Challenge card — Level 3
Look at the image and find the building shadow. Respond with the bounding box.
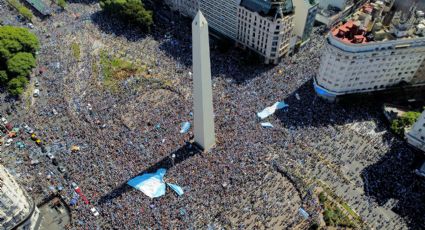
[90,11,149,42]
[274,80,384,130]
[361,144,425,229]
[97,142,202,205]
[275,79,425,130]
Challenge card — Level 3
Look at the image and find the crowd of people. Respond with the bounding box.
[0,0,424,229]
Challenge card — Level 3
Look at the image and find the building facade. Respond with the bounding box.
[406,111,425,152]
[237,0,294,64]
[315,1,425,101]
[0,164,41,230]
[165,0,295,64]
[293,0,319,44]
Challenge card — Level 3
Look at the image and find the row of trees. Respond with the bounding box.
[0,26,39,96]
[99,0,153,31]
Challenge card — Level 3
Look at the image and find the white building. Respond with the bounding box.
[0,164,41,230]
[165,0,295,64]
[315,1,425,101]
[237,0,294,64]
[293,0,319,44]
[406,111,425,152]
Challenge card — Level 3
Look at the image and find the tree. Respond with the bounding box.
[0,26,40,53]
[0,39,23,54]
[100,0,153,30]
[0,70,7,84]
[6,52,36,78]
[57,0,66,9]
[0,47,11,65]
[0,26,38,95]
[391,111,421,136]
[7,76,28,96]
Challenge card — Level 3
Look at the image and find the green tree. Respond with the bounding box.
[390,111,421,135]
[0,47,11,65]
[0,26,40,53]
[100,0,153,30]
[319,192,327,204]
[7,76,28,95]
[0,70,8,84]
[6,52,36,78]
[0,39,23,53]
[57,0,66,9]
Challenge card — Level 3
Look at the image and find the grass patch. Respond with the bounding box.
[6,0,34,21]
[71,42,81,61]
[341,202,361,220]
[319,192,355,228]
[100,50,146,93]
[98,50,177,94]
[91,58,99,78]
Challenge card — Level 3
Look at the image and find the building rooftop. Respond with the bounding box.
[240,0,294,18]
[331,0,425,44]
[24,0,51,16]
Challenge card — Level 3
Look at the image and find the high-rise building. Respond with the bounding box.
[315,0,425,101]
[406,111,425,152]
[0,164,41,230]
[165,0,295,64]
[293,0,319,44]
[237,0,294,64]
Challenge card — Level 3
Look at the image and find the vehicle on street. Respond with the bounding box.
[71,182,78,189]
[91,207,100,217]
[58,166,66,173]
[22,123,34,134]
[33,89,40,97]
[4,138,12,147]
[34,79,40,87]
[47,152,55,159]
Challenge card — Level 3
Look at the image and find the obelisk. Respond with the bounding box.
[192,11,216,151]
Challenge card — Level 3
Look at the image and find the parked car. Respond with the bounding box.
[90,207,100,217]
[34,79,40,87]
[71,182,78,189]
[47,152,55,159]
[4,138,12,147]
[58,166,66,173]
[22,123,34,134]
[33,89,40,97]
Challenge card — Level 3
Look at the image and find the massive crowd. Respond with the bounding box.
[0,1,424,229]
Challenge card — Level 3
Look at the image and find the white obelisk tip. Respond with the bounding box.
[193,11,207,28]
